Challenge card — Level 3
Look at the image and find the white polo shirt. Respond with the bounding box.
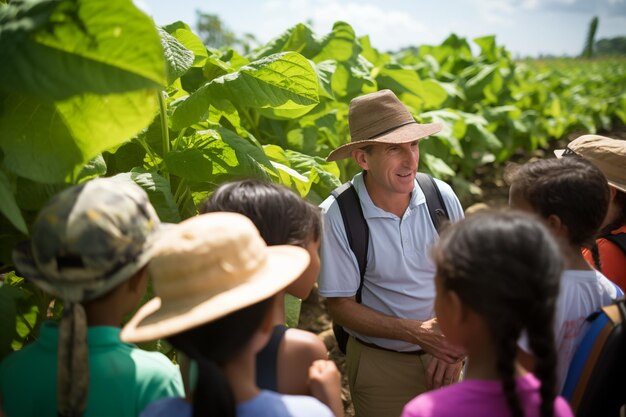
[318,171,464,352]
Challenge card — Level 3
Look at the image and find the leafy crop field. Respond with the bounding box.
[0,0,625,360]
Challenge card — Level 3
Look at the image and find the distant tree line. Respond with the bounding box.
[595,36,626,55]
[195,11,258,54]
[582,16,626,57]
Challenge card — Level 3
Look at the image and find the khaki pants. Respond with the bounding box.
[346,336,432,417]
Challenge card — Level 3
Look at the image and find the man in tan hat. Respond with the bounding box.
[318,89,466,417]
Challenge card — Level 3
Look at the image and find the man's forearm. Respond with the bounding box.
[327,296,465,363]
[327,297,421,344]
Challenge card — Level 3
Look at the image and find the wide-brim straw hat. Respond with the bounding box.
[554,134,626,194]
[121,212,310,343]
[326,89,443,161]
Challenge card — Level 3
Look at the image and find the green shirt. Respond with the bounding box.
[0,321,183,417]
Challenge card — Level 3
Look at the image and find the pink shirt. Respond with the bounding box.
[401,373,573,417]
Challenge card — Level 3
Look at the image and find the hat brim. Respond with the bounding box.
[120,245,309,343]
[12,223,173,303]
[326,122,443,162]
[554,148,626,194]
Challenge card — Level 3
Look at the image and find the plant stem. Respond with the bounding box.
[158,90,170,182]
[136,138,160,168]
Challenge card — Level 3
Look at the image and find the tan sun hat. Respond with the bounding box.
[554,134,626,194]
[121,212,310,343]
[326,89,443,162]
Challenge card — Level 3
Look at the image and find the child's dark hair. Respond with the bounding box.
[591,189,626,270]
[167,298,273,417]
[510,157,609,247]
[199,179,321,246]
[433,210,563,417]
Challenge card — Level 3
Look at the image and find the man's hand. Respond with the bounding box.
[406,318,465,363]
[425,357,464,389]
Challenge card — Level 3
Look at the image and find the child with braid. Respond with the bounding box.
[401,210,573,417]
[554,134,626,290]
[509,157,622,393]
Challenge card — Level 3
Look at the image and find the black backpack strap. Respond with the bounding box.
[331,182,368,302]
[602,233,626,257]
[415,172,449,232]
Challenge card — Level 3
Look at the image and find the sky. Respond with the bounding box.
[138,0,626,58]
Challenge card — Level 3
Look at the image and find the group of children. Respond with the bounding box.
[0,134,624,417]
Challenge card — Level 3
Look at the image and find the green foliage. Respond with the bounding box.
[1,1,625,359]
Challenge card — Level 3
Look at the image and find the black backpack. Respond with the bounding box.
[330,172,449,354]
[603,232,626,258]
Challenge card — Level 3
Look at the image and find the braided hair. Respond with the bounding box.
[167,298,273,417]
[590,189,626,271]
[433,210,563,417]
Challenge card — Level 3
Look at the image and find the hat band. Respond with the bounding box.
[561,147,577,156]
[366,120,416,140]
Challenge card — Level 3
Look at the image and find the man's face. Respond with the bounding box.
[354,140,420,196]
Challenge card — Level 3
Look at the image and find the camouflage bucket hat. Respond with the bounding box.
[13,177,163,303]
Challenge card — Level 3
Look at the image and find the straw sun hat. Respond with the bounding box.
[121,212,310,343]
[326,89,443,162]
[554,134,626,194]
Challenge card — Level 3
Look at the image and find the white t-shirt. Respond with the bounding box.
[318,172,464,352]
[520,269,619,393]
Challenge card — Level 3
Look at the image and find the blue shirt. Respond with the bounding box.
[318,172,464,351]
[140,390,334,417]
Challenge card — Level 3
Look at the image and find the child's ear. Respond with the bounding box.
[546,214,570,240]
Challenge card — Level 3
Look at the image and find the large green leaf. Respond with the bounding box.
[0,0,165,100]
[0,283,21,361]
[165,128,275,183]
[312,21,360,63]
[0,90,158,183]
[172,52,319,129]
[376,67,448,110]
[112,169,181,223]
[263,145,340,197]
[250,23,323,60]
[162,21,208,67]
[0,170,27,234]
[331,56,376,99]
[312,60,337,100]
[158,27,194,85]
